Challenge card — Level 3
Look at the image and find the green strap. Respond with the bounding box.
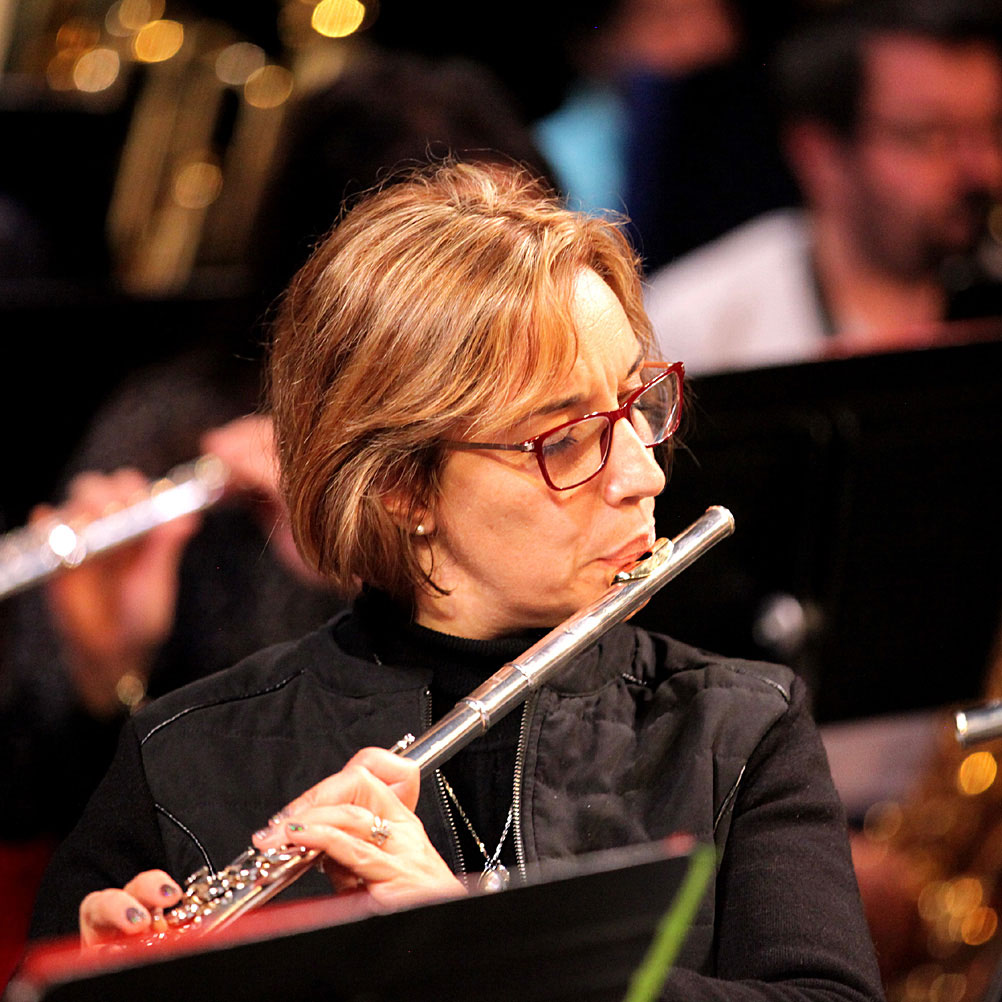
[622,843,717,1002]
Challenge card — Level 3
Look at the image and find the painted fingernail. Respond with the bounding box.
[287,822,306,833]
[269,809,290,826]
[253,828,270,842]
[125,907,145,925]
[160,883,178,897]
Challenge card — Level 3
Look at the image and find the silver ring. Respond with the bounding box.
[370,815,391,846]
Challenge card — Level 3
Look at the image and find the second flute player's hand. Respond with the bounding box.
[200,415,322,586]
[37,468,200,719]
[252,747,467,910]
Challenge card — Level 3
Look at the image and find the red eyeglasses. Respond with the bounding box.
[444,361,683,491]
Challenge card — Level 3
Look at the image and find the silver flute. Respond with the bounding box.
[0,456,229,601]
[146,504,735,943]
[955,702,1002,746]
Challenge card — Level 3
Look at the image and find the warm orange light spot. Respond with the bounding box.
[930,972,967,1002]
[173,161,223,209]
[919,881,947,922]
[46,50,77,90]
[943,876,983,916]
[904,964,943,1002]
[957,750,997,795]
[56,18,101,50]
[863,800,903,842]
[121,0,165,30]
[311,0,366,38]
[244,65,294,108]
[133,19,184,63]
[961,906,998,946]
[215,42,265,85]
[73,47,121,92]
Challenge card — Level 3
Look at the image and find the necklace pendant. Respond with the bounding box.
[478,864,510,893]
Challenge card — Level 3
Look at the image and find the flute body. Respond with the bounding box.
[0,456,228,601]
[147,504,735,942]
[955,702,1002,746]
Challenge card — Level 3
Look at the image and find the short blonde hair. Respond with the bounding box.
[269,160,654,603]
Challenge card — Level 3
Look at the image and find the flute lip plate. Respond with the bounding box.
[612,538,674,584]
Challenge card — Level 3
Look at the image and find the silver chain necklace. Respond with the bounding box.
[439,772,513,893]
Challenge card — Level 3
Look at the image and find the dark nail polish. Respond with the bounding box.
[160,883,178,897]
[125,907,144,925]
[287,822,306,833]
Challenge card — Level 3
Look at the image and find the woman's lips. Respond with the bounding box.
[600,530,657,569]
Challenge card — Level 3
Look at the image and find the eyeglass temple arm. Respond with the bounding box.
[446,441,535,453]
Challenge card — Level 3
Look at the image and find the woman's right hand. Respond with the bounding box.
[253,747,467,911]
[79,871,183,947]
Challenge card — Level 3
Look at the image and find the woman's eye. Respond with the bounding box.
[541,429,580,456]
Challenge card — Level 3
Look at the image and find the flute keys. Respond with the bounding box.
[185,865,209,886]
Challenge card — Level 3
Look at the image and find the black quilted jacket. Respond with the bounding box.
[31,613,884,1001]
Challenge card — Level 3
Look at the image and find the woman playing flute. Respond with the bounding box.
[30,160,882,1001]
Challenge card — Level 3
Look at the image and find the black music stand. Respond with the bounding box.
[977,949,1002,1002]
[10,840,712,1002]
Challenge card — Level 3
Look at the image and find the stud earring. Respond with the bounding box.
[414,524,426,536]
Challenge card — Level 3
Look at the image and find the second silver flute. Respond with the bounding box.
[0,456,229,601]
[955,702,1002,746]
[148,504,735,941]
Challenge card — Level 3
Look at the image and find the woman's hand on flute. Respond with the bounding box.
[79,870,183,947]
[252,747,467,910]
[36,468,199,718]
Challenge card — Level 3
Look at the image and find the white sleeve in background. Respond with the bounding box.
[645,210,829,375]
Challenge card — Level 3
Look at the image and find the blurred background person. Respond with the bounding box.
[646,0,1002,374]
[534,0,799,273]
[249,48,554,312]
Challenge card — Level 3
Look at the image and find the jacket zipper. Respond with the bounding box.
[423,686,466,876]
[512,692,539,883]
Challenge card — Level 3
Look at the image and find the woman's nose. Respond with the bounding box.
[602,418,666,503]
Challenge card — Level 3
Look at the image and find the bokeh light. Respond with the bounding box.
[215,42,266,86]
[244,64,295,108]
[133,19,184,63]
[56,18,101,50]
[957,750,997,796]
[73,47,121,92]
[311,0,366,38]
[106,0,166,35]
[173,161,224,210]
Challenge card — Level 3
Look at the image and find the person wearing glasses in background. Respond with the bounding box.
[646,0,1002,375]
[29,162,882,1001]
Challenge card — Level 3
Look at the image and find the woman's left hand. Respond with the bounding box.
[251,747,467,910]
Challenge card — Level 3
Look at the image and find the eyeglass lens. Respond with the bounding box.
[539,371,679,489]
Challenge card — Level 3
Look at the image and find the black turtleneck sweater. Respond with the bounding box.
[335,590,548,876]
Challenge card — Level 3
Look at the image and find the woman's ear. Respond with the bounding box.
[382,491,435,537]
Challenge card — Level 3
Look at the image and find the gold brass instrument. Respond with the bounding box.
[143,505,735,943]
[0,456,228,601]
